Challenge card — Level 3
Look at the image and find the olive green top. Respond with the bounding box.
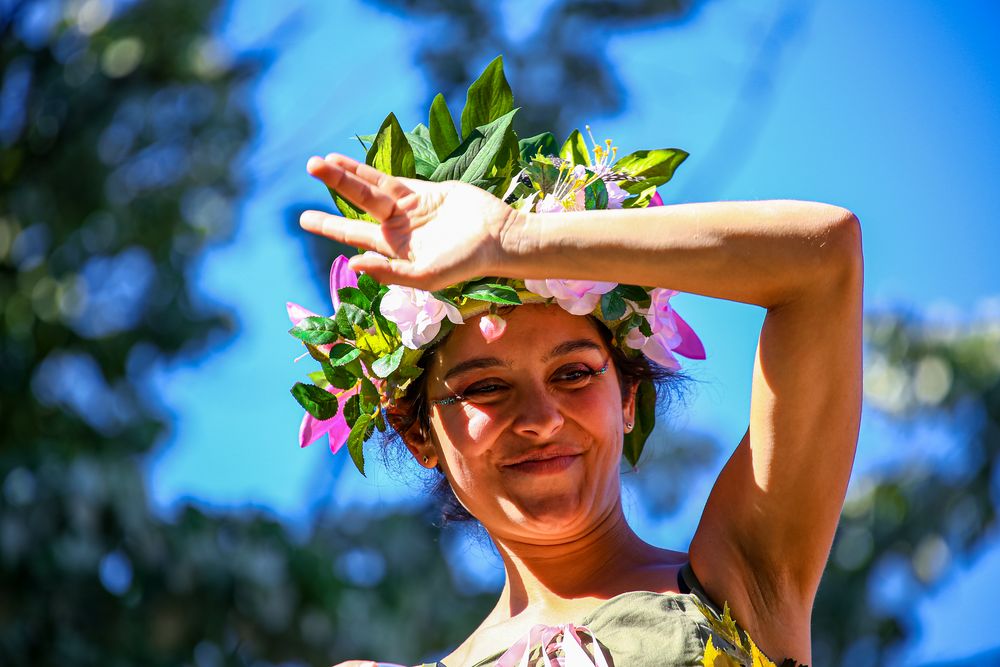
[420,563,725,667]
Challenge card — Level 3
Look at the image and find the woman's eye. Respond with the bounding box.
[554,366,596,384]
[462,382,507,397]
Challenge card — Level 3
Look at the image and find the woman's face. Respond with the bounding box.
[418,304,636,543]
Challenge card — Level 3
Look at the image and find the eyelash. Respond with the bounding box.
[432,361,609,407]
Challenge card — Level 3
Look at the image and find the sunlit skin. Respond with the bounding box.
[420,305,630,541]
[310,153,864,666]
[397,305,692,663]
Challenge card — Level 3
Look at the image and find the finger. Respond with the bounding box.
[307,157,400,223]
[345,159,415,201]
[299,210,392,255]
[347,253,433,289]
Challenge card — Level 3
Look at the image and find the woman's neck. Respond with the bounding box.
[490,503,674,617]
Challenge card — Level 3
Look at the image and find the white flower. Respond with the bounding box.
[524,279,617,316]
[605,180,628,209]
[379,285,463,349]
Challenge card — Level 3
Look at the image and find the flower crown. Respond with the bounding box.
[286,56,705,475]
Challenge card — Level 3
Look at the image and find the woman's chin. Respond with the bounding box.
[504,492,599,537]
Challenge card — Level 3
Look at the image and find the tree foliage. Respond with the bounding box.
[811,311,1000,665]
[363,0,703,139]
[0,2,493,665]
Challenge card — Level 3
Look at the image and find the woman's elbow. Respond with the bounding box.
[814,206,863,290]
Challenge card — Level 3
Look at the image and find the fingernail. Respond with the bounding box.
[306,156,325,172]
[299,210,323,228]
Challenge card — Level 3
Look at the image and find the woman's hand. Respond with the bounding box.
[300,154,522,290]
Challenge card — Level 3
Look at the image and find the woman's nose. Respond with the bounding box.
[510,385,565,440]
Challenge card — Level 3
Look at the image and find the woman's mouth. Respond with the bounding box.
[503,452,582,475]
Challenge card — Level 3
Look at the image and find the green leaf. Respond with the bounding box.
[346,413,371,476]
[343,392,361,427]
[430,109,518,188]
[460,55,514,140]
[462,282,521,305]
[322,362,356,390]
[622,380,657,468]
[524,156,562,195]
[614,148,688,193]
[290,382,338,421]
[411,123,431,139]
[328,343,362,367]
[615,284,649,303]
[585,177,608,210]
[337,286,371,311]
[405,129,441,179]
[365,112,416,179]
[371,345,404,378]
[429,93,460,162]
[304,343,330,363]
[518,132,557,162]
[328,189,377,223]
[373,408,387,433]
[359,375,380,411]
[308,370,330,388]
[600,291,626,320]
[334,303,373,338]
[559,129,591,166]
[622,184,659,209]
[357,274,381,301]
[289,316,341,346]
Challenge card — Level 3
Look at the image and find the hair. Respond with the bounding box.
[381,313,689,524]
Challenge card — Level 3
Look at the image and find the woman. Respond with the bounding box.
[294,148,863,666]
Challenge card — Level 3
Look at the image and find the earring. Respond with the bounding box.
[422,455,430,464]
[625,422,633,432]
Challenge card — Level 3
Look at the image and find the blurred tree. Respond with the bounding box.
[811,310,1000,666]
[362,0,704,139]
[0,1,492,665]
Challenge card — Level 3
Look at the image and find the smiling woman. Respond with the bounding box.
[287,57,861,667]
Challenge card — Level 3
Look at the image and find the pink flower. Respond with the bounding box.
[524,279,617,316]
[496,623,609,667]
[625,287,706,369]
[298,383,357,454]
[329,254,358,310]
[379,285,463,349]
[479,313,507,343]
[287,255,360,356]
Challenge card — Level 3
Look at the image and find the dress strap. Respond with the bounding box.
[678,561,724,616]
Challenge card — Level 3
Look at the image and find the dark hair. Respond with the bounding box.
[382,314,688,523]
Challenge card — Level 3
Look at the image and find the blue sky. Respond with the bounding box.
[146,0,1000,663]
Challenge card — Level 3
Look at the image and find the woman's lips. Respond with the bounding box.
[503,453,582,474]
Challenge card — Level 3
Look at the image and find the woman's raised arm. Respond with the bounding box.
[301,154,863,661]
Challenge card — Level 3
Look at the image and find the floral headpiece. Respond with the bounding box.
[286,56,705,475]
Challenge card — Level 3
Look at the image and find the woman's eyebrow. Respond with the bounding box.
[442,357,510,383]
[543,339,604,361]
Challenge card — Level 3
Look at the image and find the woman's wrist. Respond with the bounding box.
[493,206,543,279]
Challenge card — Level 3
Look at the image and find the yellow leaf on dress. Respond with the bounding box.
[703,636,742,667]
[748,636,777,667]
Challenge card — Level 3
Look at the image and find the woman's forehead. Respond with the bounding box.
[429,305,606,374]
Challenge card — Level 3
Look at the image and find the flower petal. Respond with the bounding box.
[671,309,706,360]
[641,337,681,371]
[329,255,359,311]
[286,301,318,326]
[298,385,357,453]
[479,314,507,343]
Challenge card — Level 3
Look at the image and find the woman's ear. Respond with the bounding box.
[622,380,639,432]
[387,409,438,468]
